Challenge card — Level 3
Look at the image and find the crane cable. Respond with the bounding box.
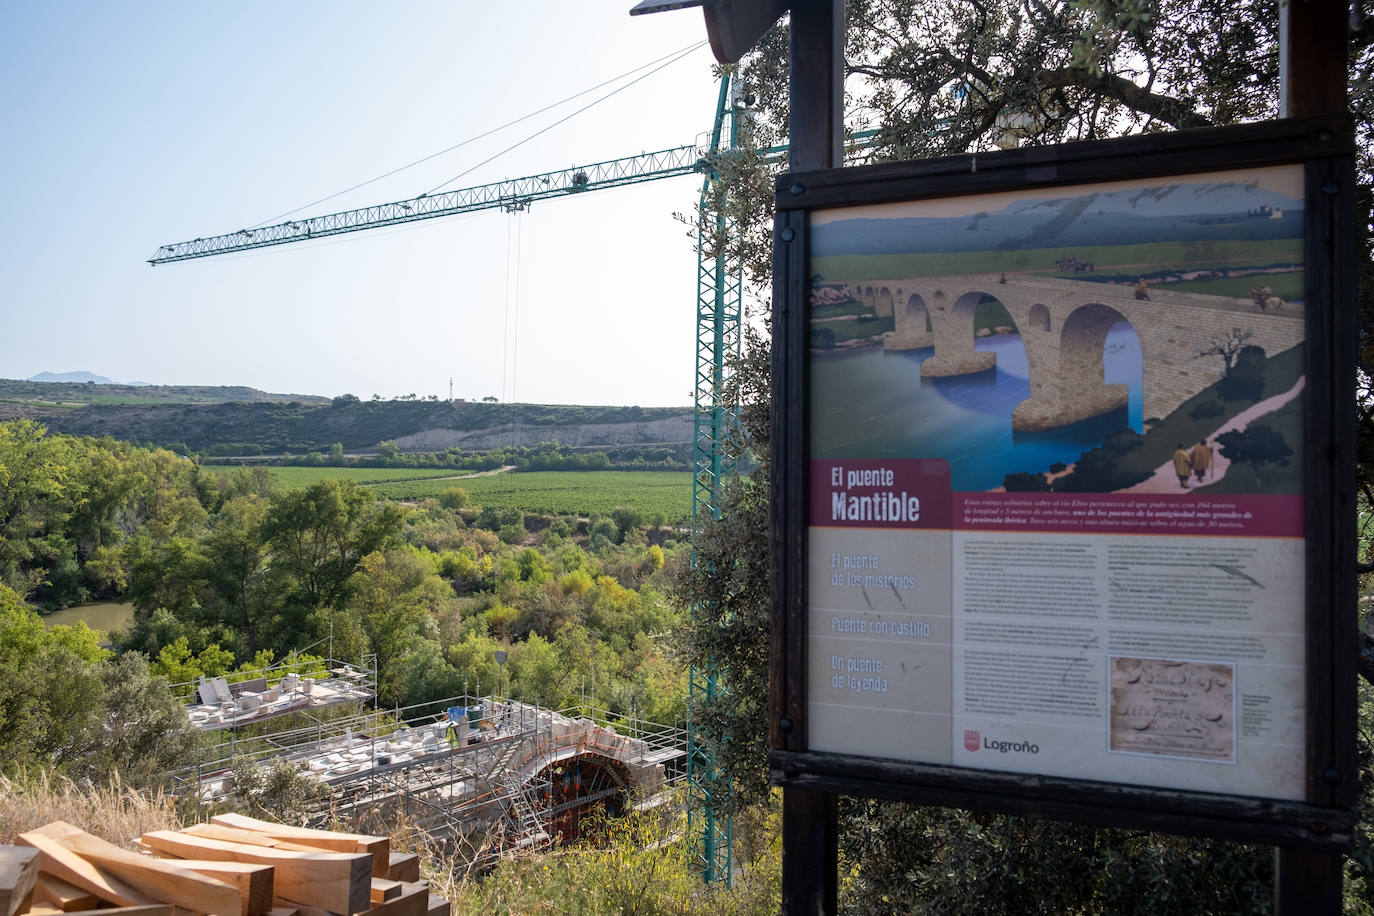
[250,39,708,229]
[425,39,706,196]
[501,209,524,447]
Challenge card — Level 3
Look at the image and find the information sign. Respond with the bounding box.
[770,116,1357,846]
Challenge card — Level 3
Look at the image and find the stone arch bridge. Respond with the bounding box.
[845,274,1304,431]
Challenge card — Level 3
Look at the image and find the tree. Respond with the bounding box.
[259,479,404,648]
[438,486,469,510]
[346,548,450,704]
[676,327,774,813]
[0,582,205,786]
[0,420,81,597]
[197,494,276,652]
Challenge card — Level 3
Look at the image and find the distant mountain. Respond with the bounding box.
[30,370,117,384]
[813,179,1305,257]
[0,377,330,409]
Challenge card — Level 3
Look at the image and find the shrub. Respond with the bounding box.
[438,487,469,510]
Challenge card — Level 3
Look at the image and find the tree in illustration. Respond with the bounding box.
[1216,424,1293,486]
[1196,328,1255,375]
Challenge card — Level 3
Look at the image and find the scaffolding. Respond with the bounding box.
[173,689,687,859]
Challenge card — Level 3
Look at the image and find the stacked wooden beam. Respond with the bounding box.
[1,817,447,916]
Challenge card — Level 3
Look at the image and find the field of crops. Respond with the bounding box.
[202,465,695,521]
[203,465,466,488]
[375,470,693,522]
[812,238,1303,281]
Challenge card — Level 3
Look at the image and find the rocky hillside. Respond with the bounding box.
[6,393,692,455]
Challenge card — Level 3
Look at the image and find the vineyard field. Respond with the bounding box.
[375,470,693,521]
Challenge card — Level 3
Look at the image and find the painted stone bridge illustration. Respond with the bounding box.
[847,273,1305,432]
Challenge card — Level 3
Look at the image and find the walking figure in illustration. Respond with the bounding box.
[1189,439,1213,483]
[1172,443,1192,488]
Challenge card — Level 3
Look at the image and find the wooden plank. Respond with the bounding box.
[210,816,388,878]
[165,861,274,916]
[0,847,39,916]
[33,874,97,912]
[182,825,322,854]
[25,906,63,916]
[271,901,334,916]
[26,823,240,916]
[384,855,418,885]
[368,880,401,904]
[424,896,448,916]
[141,831,370,916]
[265,907,299,916]
[62,907,174,916]
[357,886,424,916]
[16,832,156,909]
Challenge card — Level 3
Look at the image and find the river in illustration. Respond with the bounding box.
[811,325,1144,492]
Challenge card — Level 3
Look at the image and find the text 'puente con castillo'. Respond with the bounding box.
[845,273,1305,432]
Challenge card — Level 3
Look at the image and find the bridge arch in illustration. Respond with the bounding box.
[850,273,1305,432]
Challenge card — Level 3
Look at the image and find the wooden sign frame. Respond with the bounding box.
[769,114,1358,849]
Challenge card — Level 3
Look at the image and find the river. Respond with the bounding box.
[810,325,1144,492]
[41,601,135,642]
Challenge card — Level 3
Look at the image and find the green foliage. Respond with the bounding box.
[438,486,469,509]
[259,478,405,644]
[0,420,691,796]
[0,583,206,785]
[447,807,781,915]
[838,800,1271,914]
[226,758,330,826]
[677,329,775,814]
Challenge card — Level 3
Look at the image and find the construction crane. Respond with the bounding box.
[150,75,750,885]
[148,144,707,264]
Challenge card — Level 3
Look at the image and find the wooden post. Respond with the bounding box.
[1275,846,1343,914]
[780,1,844,914]
[1275,0,1349,912]
[787,0,845,172]
[1279,0,1349,117]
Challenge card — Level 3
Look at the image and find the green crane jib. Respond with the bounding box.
[147,145,708,265]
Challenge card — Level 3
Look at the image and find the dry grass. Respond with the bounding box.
[0,770,182,846]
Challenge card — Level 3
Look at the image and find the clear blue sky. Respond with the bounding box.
[0,3,721,405]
